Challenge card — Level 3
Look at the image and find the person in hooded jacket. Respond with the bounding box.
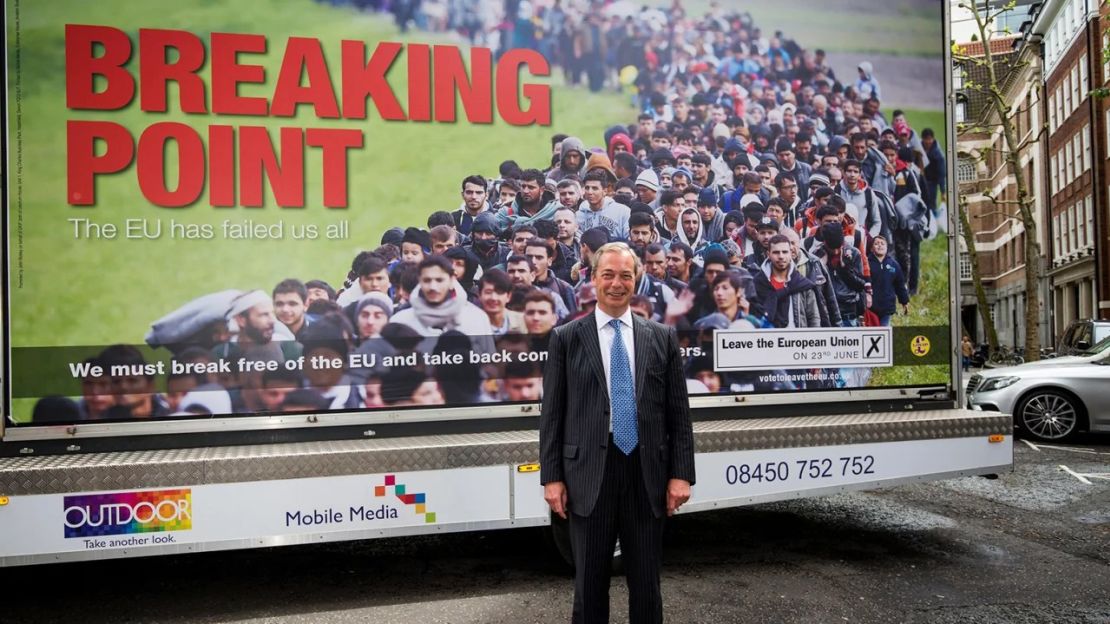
[464,213,511,271]
[391,256,495,354]
[696,187,726,243]
[675,206,708,257]
[548,136,588,182]
[788,228,841,328]
[494,169,561,231]
[607,132,634,162]
[809,222,867,326]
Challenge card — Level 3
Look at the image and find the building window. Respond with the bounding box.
[1086,195,1095,248]
[1104,33,1110,81]
[1054,213,1062,258]
[957,158,977,183]
[1071,65,1080,109]
[959,253,972,280]
[1056,85,1065,125]
[1070,204,1079,252]
[1064,72,1072,115]
[953,64,963,90]
[956,102,966,123]
[1082,124,1091,171]
[1073,134,1083,177]
[1080,54,1089,95]
[1066,140,1074,182]
[1049,91,1057,131]
[1051,154,1059,194]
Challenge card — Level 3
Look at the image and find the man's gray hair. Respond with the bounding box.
[591,242,643,278]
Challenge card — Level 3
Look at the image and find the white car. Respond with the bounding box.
[967,338,1110,442]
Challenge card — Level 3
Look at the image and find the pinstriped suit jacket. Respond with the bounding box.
[539,312,696,518]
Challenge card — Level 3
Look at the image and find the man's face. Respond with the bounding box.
[462,182,487,211]
[744,178,762,194]
[883,148,898,164]
[756,227,776,248]
[661,196,679,223]
[359,270,391,295]
[638,117,655,138]
[524,301,556,334]
[703,262,726,286]
[691,160,709,181]
[630,224,654,247]
[724,220,740,238]
[520,179,543,204]
[410,381,444,405]
[432,232,457,256]
[922,136,935,150]
[472,229,496,243]
[759,170,773,187]
[770,242,792,272]
[644,250,667,280]
[673,175,690,193]
[273,292,305,329]
[681,211,700,240]
[306,287,330,307]
[479,283,509,315]
[357,306,389,339]
[666,250,690,278]
[697,202,717,224]
[673,100,689,118]
[505,376,542,401]
[711,105,727,124]
[822,155,839,169]
[259,384,291,412]
[852,140,867,159]
[713,280,738,311]
[777,178,797,202]
[650,136,671,150]
[844,165,861,186]
[593,249,637,313]
[401,242,425,264]
[554,210,578,240]
[558,184,581,208]
[451,258,466,280]
[777,150,795,169]
[511,231,535,254]
[419,266,453,305]
[506,261,534,286]
[872,237,888,257]
[636,185,657,204]
[766,205,785,222]
[526,245,551,277]
[615,187,636,202]
[677,155,693,169]
[583,181,606,206]
[820,214,841,227]
[500,186,517,205]
[240,303,275,343]
[81,375,115,415]
[563,151,582,171]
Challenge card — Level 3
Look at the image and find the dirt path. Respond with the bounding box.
[827,51,946,111]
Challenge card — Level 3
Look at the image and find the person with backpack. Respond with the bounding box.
[867,235,910,327]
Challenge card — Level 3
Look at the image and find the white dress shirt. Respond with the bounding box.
[595,307,636,432]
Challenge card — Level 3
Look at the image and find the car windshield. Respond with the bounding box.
[1079,335,1110,356]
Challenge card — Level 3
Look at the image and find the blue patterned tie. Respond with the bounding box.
[608,318,638,455]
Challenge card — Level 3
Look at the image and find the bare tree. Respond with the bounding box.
[953,0,1045,361]
[958,195,999,350]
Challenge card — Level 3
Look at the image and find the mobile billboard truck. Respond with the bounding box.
[0,0,1010,565]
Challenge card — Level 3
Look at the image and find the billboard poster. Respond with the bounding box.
[4,0,951,428]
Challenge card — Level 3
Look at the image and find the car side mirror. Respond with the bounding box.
[1076,340,1091,350]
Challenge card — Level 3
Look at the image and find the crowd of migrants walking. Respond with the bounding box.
[35,0,948,423]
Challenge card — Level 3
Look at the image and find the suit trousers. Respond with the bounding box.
[570,442,665,624]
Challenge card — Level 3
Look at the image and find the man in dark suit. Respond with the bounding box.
[540,242,696,624]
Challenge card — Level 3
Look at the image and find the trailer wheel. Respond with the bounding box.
[548,513,624,575]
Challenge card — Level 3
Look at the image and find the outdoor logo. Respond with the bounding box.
[374,475,436,523]
[63,489,192,538]
[911,336,931,357]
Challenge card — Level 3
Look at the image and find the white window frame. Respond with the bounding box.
[1082,124,1091,171]
[1066,140,1074,182]
[959,252,972,280]
[956,102,966,123]
[1086,195,1095,248]
[1062,207,1071,255]
[1070,204,1079,252]
[953,64,963,90]
[1080,54,1089,94]
[1050,91,1058,131]
[1064,73,1073,116]
[1054,213,1061,258]
[1073,134,1083,178]
[1071,65,1080,110]
[1051,154,1059,194]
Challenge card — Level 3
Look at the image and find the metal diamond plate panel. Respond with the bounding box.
[0,410,1009,495]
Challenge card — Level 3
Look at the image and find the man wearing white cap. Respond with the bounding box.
[634,169,660,209]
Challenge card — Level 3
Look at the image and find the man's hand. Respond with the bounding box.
[666,479,691,516]
[902,303,910,315]
[544,481,568,519]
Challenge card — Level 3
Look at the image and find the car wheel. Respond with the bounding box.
[1016,389,1086,442]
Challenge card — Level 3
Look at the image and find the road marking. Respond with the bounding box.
[1022,440,1108,456]
[1059,465,1093,485]
[1021,439,1040,452]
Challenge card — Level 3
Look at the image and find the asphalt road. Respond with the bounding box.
[5,435,1110,624]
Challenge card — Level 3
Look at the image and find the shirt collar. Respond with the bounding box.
[595,306,634,332]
